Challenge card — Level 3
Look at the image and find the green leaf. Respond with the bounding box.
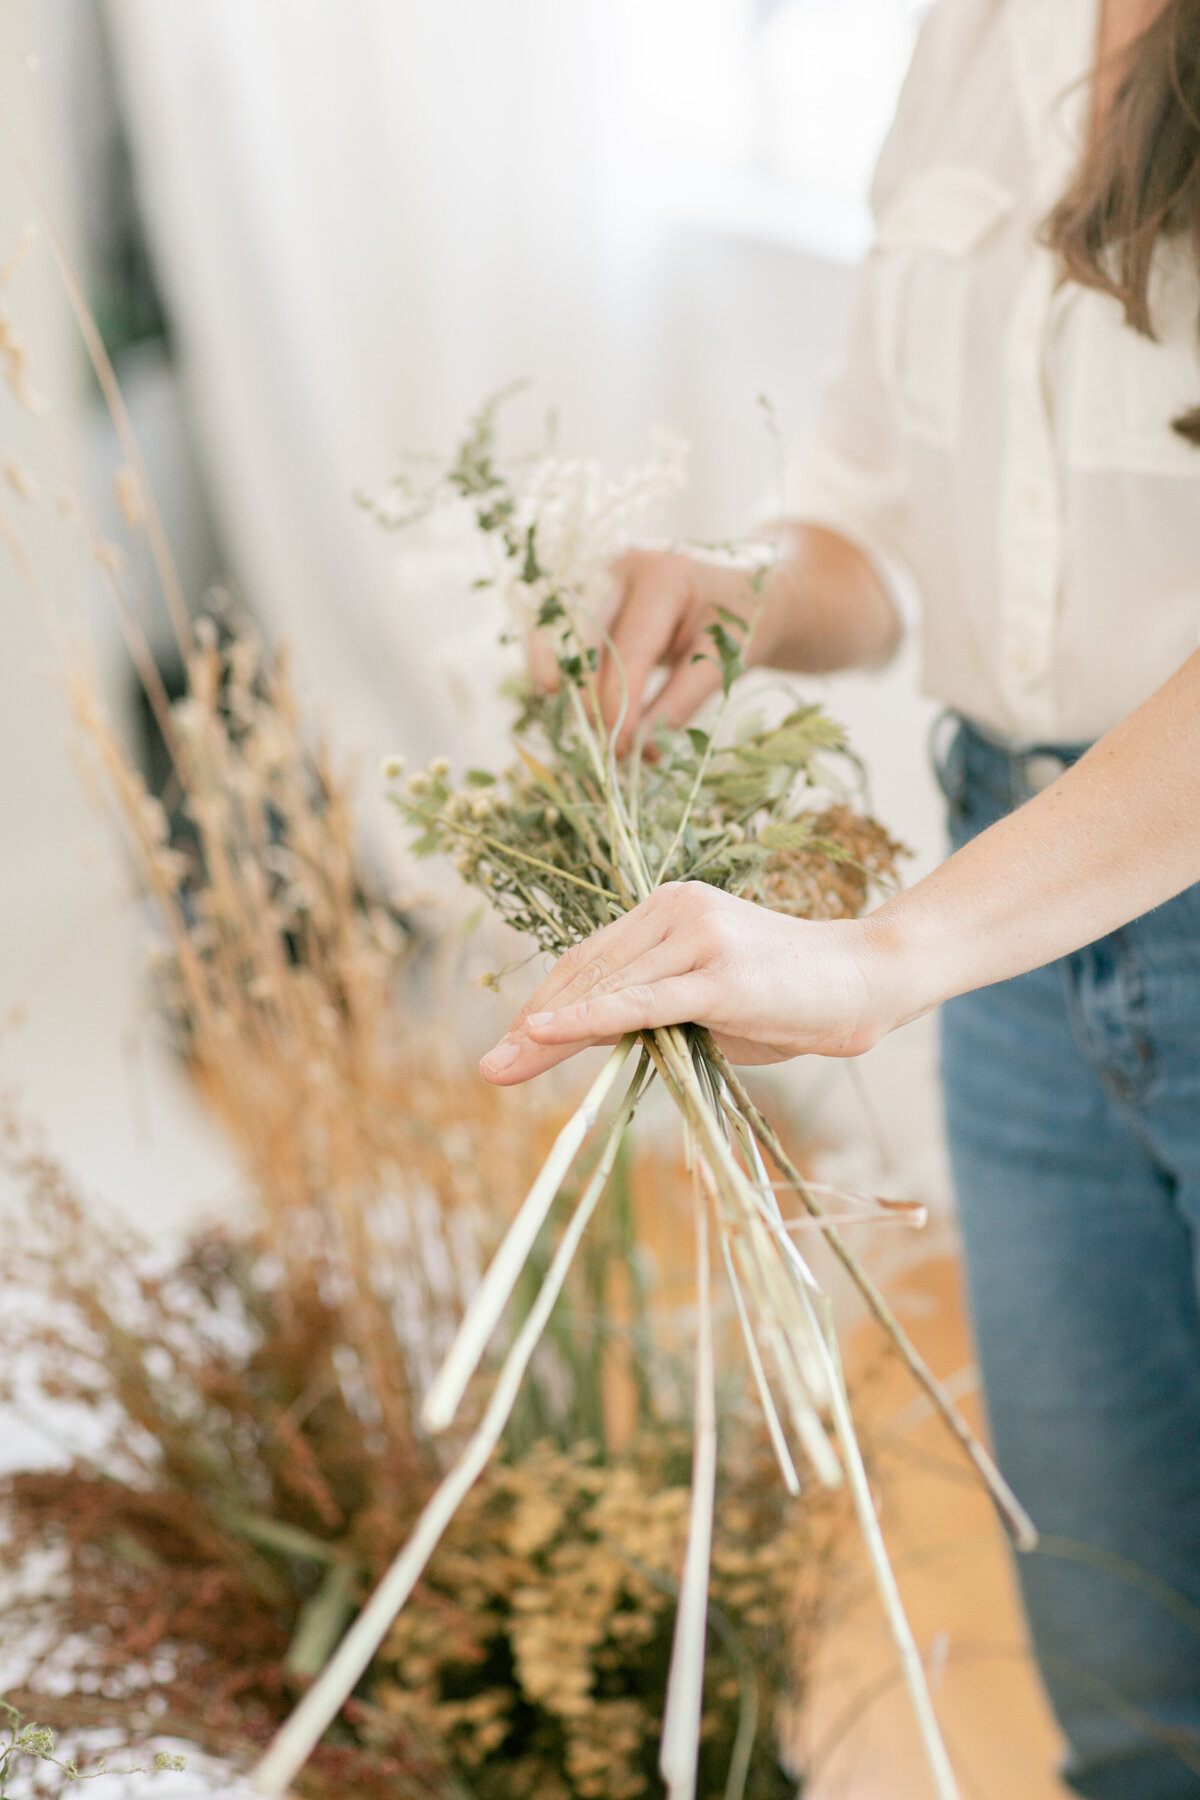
[705,621,746,696]
[714,604,749,633]
[735,716,845,770]
[707,771,771,811]
[465,768,497,787]
[522,523,542,585]
[537,593,565,628]
[686,728,710,756]
[757,818,815,853]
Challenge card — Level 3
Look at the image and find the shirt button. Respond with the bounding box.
[1025,753,1067,793]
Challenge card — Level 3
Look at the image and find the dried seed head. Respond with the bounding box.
[429,756,451,778]
[3,457,37,501]
[93,540,128,574]
[380,754,405,781]
[406,772,432,797]
[113,465,143,529]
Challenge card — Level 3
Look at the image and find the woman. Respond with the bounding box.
[483,1,1200,1793]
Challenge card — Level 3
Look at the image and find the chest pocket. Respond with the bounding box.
[1065,247,1200,477]
[876,162,1014,449]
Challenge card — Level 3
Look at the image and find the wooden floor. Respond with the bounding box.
[799,1255,1072,1800]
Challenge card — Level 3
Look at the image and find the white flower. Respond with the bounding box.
[512,428,690,615]
[380,754,405,781]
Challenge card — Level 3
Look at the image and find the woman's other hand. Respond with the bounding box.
[593,551,768,756]
[583,529,902,756]
[479,881,905,1085]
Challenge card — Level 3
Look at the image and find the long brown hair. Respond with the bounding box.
[1044,0,1200,443]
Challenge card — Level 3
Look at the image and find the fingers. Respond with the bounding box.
[483,973,712,1086]
[642,652,723,737]
[529,974,711,1044]
[597,554,691,751]
[508,891,676,1029]
[527,625,561,694]
[481,884,705,1084]
[480,1027,619,1085]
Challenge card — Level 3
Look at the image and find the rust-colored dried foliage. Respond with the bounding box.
[0,1128,843,1799]
[758,805,906,923]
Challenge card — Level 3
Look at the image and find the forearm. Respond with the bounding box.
[752,522,902,675]
[865,649,1200,1026]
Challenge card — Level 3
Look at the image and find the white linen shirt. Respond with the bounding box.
[784,0,1200,746]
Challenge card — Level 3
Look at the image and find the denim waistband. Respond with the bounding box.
[931,712,1094,814]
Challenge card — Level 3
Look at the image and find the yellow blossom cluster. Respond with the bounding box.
[378,1436,843,1800]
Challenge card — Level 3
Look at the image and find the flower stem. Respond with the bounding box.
[710,1046,1038,1551]
[421,1036,637,1432]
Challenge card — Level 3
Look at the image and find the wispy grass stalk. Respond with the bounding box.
[659,1181,718,1800]
[420,1035,637,1432]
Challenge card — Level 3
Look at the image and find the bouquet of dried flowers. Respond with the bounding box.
[254,399,1035,1800]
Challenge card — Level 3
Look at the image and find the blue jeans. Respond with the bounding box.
[936,718,1200,1800]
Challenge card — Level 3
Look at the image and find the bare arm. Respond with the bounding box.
[483,647,1200,1084]
[595,526,901,753]
[864,644,1200,1025]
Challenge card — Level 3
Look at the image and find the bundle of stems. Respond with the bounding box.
[253,406,1035,1800]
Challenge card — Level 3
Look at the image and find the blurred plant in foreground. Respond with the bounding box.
[0,1698,183,1797]
[0,1112,841,1799]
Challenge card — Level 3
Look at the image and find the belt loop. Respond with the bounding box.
[929,709,966,809]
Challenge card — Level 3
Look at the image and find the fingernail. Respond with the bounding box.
[525,1012,555,1029]
[481,1039,520,1073]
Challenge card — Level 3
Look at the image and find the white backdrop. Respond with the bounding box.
[0,2,950,1248]
[105,0,677,787]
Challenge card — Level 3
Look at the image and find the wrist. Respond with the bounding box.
[849,903,949,1037]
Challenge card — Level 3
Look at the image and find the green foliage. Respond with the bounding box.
[0,1700,184,1796]
[380,398,881,956]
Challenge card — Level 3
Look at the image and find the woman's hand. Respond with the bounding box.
[594,551,771,756]
[480,881,902,1085]
[579,531,901,756]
